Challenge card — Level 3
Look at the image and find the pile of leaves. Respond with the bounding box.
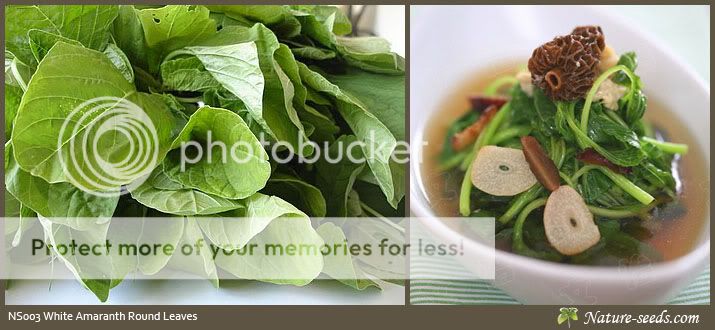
[439,52,687,265]
[4,5,405,301]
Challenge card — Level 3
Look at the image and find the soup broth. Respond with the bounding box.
[421,62,709,264]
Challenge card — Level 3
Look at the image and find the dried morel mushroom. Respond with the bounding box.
[572,26,605,53]
[528,26,605,101]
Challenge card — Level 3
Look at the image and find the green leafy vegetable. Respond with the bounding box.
[439,41,686,266]
[5,5,119,66]
[5,5,404,301]
[136,5,217,72]
[316,135,366,217]
[128,168,244,216]
[263,172,327,217]
[300,64,401,207]
[317,222,379,290]
[162,106,271,199]
[12,42,179,189]
[6,144,119,226]
[213,194,324,286]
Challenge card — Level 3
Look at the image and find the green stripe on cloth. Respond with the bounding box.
[410,267,710,305]
[667,268,710,305]
[408,217,709,305]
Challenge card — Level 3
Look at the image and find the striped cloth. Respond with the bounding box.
[409,221,710,305]
[410,266,710,305]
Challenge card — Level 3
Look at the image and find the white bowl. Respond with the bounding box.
[410,5,710,304]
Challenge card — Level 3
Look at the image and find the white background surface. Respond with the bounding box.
[412,5,709,82]
[615,5,709,82]
[375,5,406,56]
[6,280,404,305]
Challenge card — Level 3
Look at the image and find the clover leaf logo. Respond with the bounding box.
[558,307,578,328]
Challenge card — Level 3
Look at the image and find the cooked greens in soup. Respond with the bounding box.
[421,26,709,266]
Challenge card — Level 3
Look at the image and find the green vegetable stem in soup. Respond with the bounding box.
[421,26,708,266]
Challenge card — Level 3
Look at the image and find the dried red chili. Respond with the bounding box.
[451,105,499,151]
[577,148,632,174]
[469,95,508,113]
[520,136,561,192]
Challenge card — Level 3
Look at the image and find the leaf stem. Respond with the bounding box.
[571,165,592,182]
[490,125,531,145]
[173,96,204,104]
[512,198,547,250]
[641,120,655,138]
[498,185,544,224]
[483,75,518,96]
[579,65,635,131]
[587,204,654,219]
[360,202,405,233]
[605,108,628,128]
[559,172,576,188]
[641,136,688,154]
[133,65,162,92]
[559,102,640,167]
[162,49,194,64]
[458,162,475,217]
[360,201,386,219]
[550,138,567,168]
[574,165,654,205]
[438,152,468,171]
[10,60,28,92]
[511,197,560,261]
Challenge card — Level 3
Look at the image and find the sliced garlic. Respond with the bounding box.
[543,185,600,255]
[471,146,537,196]
[516,71,534,97]
[594,78,627,110]
[599,45,619,72]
